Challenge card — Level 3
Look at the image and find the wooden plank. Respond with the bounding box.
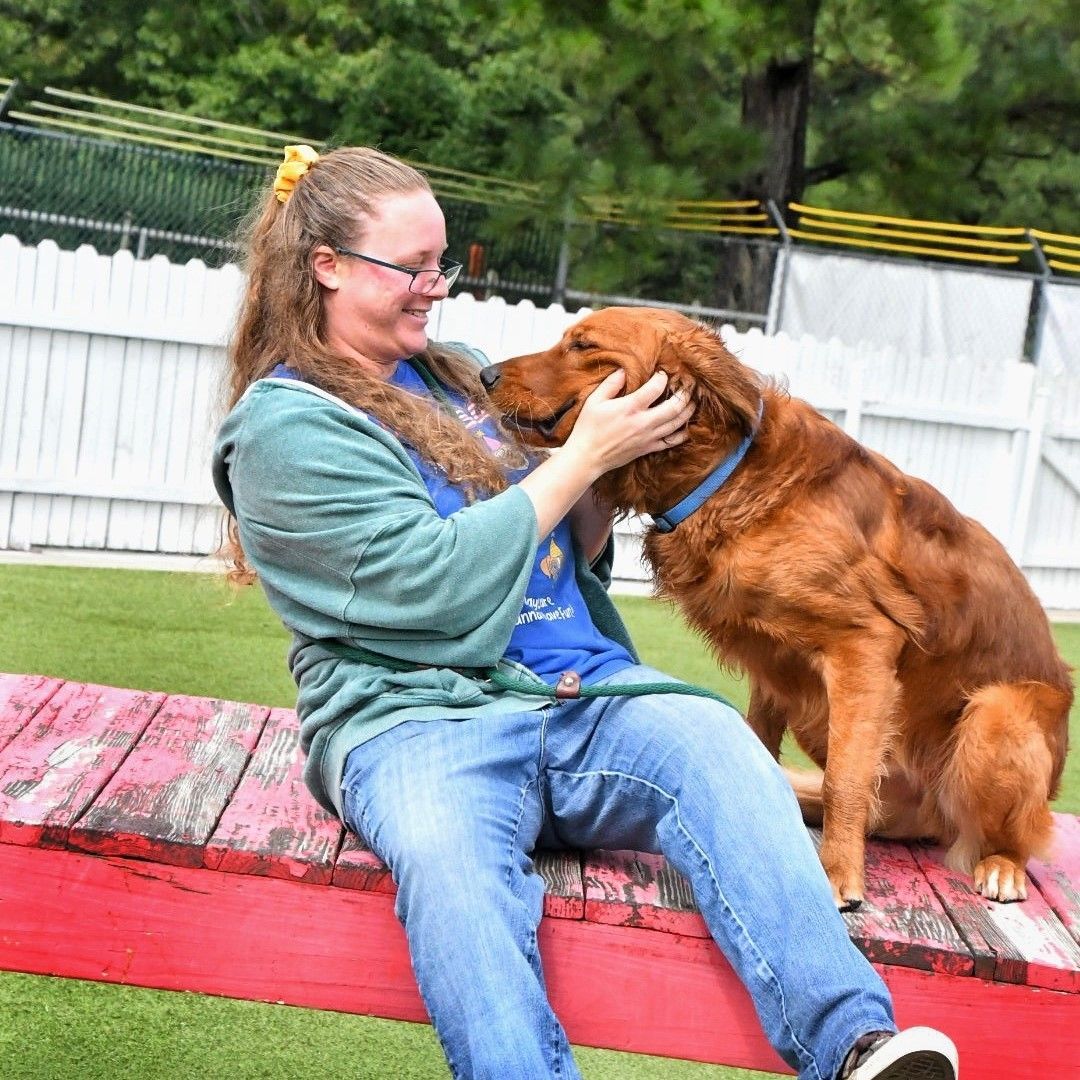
[1029,812,1080,947]
[68,694,269,867]
[203,707,343,884]
[333,838,585,919]
[1,675,1076,1076]
[546,914,790,1075]
[1,843,1078,1079]
[914,844,1080,992]
[0,682,165,848]
[535,850,586,919]
[332,832,396,894]
[547,917,1080,1080]
[584,839,979,975]
[583,849,709,938]
[839,838,977,977]
[0,843,429,1025]
[878,965,1080,1080]
[0,673,65,753]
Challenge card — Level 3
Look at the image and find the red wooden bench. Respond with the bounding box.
[1,672,1078,1079]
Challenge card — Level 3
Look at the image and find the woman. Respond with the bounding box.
[212,144,959,1080]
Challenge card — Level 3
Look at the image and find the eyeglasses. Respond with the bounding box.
[334,247,463,294]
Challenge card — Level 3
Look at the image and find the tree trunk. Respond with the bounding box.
[740,53,813,207]
[728,6,820,318]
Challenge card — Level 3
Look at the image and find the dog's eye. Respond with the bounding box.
[568,339,594,351]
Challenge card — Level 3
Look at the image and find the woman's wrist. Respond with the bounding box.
[517,448,601,539]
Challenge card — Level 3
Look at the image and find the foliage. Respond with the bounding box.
[0,0,1076,289]
[808,0,1080,227]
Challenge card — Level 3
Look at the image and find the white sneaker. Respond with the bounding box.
[843,1026,959,1079]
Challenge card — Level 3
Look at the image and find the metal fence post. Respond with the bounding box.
[552,199,573,305]
[0,79,17,119]
[765,199,791,335]
[1026,230,1052,367]
[118,211,133,252]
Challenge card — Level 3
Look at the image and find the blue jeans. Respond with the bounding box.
[341,665,895,1080]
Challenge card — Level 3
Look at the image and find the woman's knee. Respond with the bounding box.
[639,698,784,788]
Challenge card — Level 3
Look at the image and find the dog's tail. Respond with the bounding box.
[782,765,825,827]
[783,762,933,840]
[940,679,1072,874]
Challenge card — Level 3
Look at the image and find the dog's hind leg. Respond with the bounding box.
[785,762,939,838]
[938,680,1071,902]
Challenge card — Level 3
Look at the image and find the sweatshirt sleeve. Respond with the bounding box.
[215,383,540,667]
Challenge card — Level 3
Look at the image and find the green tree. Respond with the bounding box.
[809,0,1080,231]
[0,0,142,93]
[468,0,975,306]
[1,0,1076,296]
[482,0,969,207]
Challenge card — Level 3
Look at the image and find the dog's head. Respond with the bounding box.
[483,306,763,512]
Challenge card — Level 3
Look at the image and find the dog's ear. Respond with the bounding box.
[659,322,763,437]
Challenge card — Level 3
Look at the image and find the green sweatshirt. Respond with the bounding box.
[212,368,637,819]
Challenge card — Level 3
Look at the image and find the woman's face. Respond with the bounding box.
[317,190,449,377]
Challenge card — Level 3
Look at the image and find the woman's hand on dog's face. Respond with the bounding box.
[564,369,695,475]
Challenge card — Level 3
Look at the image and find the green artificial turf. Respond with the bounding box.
[0,969,776,1080]
[0,562,1076,1079]
[0,565,299,708]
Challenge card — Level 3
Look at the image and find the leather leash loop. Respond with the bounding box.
[555,671,582,699]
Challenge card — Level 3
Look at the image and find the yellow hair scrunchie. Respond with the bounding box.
[273,144,320,204]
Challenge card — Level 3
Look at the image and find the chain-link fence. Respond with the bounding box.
[0,122,261,264]
[561,223,779,329]
[0,122,778,324]
[0,123,570,299]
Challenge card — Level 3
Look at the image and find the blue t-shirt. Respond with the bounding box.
[269,361,633,685]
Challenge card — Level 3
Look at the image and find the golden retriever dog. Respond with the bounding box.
[482,306,1073,909]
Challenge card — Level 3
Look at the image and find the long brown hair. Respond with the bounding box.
[221,146,513,584]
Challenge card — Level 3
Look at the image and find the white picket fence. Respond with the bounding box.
[2,237,1079,608]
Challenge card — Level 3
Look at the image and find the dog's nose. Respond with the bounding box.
[479,364,502,391]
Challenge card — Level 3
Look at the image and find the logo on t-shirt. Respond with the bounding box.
[539,537,565,581]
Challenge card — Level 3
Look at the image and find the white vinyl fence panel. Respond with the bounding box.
[1026,374,1080,606]
[2,237,1079,609]
[770,248,1035,364]
[0,238,240,555]
[1038,280,1080,374]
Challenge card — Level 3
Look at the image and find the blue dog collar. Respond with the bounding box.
[652,400,764,534]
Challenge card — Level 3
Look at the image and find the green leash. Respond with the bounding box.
[315,638,738,711]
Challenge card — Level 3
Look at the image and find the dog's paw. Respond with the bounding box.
[826,867,865,912]
[974,856,1028,902]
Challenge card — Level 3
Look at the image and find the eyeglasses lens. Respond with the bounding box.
[411,270,441,294]
[409,262,462,295]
